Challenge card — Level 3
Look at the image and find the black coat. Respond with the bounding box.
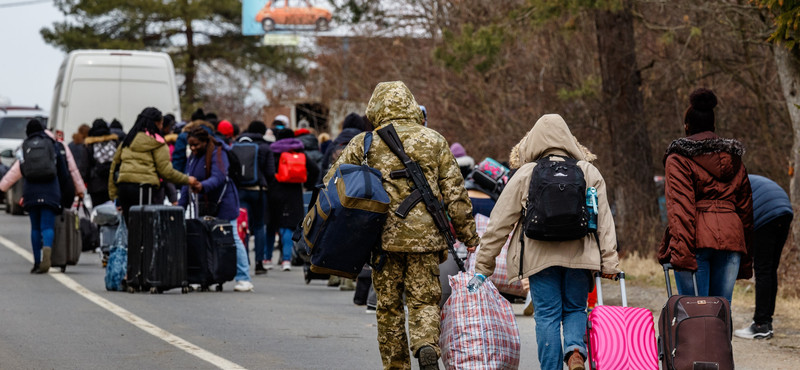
[22,132,65,211]
[68,141,90,184]
[267,139,319,229]
[84,134,119,197]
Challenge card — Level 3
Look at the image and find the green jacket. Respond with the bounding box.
[108,132,189,200]
[324,81,480,253]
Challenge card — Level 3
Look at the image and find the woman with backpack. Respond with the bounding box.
[472,114,620,370]
[108,107,197,218]
[658,88,753,303]
[267,128,319,271]
[85,119,119,205]
[178,127,254,292]
[0,120,85,273]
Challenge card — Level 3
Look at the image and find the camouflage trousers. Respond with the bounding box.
[373,251,442,370]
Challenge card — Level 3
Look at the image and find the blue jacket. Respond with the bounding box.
[748,174,793,230]
[178,146,239,220]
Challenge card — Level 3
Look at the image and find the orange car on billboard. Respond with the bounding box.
[255,0,332,32]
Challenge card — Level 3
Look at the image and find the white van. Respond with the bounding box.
[49,50,181,141]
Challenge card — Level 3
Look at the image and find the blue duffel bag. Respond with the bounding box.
[297,132,390,279]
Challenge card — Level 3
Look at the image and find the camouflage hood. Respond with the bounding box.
[366,81,424,128]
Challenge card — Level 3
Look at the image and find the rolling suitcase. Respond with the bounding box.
[186,216,237,291]
[52,206,82,272]
[659,264,733,370]
[127,203,188,294]
[586,272,658,370]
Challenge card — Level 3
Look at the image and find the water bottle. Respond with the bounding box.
[586,187,598,232]
[467,273,486,293]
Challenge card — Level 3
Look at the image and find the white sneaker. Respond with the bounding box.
[281,261,291,271]
[234,280,254,292]
[263,260,274,270]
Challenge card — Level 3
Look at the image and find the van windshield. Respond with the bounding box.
[0,117,48,139]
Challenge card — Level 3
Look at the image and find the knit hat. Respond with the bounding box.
[26,119,44,137]
[450,142,467,158]
[342,113,367,132]
[295,128,311,136]
[217,120,234,138]
[275,128,295,141]
[190,108,205,122]
[274,115,290,128]
[110,119,123,130]
[247,120,267,135]
[89,119,111,137]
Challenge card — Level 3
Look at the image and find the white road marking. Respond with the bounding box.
[0,235,246,370]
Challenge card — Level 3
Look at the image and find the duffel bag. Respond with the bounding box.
[296,132,390,279]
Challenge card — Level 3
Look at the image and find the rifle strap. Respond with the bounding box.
[376,124,466,272]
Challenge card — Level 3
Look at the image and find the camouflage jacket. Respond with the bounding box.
[323,81,480,253]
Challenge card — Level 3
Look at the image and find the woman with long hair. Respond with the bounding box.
[108,107,197,218]
[178,127,254,292]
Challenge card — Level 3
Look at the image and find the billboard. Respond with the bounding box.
[242,0,335,36]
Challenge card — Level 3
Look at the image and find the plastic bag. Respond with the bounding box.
[104,215,128,291]
[440,272,521,370]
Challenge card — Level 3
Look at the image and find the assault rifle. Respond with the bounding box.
[376,124,466,272]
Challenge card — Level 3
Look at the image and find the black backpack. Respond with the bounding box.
[522,155,589,241]
[229,138,259,186]
[21,135,57,183]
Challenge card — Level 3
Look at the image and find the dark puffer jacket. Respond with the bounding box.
[748,174,793,231]
[21,132,64,211]
[658,131,754,278]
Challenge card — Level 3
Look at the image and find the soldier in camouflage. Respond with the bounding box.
[323,81,480,370]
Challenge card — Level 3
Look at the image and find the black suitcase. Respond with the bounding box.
[659,264,734,370]
[52,207,82,272]
[127,205,188,294]
[186,217,237,291]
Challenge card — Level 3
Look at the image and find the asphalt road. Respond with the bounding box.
[0,209,540,370]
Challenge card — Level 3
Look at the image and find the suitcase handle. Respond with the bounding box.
[594,271,627,307]
[662,263,698,297]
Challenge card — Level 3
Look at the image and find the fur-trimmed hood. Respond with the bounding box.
[164,133,178,144]
[84,134,118,145]
[664,131,745,182]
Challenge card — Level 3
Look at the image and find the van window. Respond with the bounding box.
[0,117,48,139]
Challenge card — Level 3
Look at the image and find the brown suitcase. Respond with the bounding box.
[659,264,734,370]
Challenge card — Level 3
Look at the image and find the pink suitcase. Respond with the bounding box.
[586,272,658,370]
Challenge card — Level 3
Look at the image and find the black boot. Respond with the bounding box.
[417,346,439,370]
[30,264,40,274]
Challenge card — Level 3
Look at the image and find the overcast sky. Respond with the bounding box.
[0,0,64,111]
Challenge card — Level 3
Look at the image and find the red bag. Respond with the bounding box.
[440,272,521,369]
[237,208,249,247]
[275,151,307,183]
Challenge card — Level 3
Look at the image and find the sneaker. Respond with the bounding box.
[281,261,291,271]
[255,262,267,275]
[365,304,376,314]
[734,322,773,339]
[523,291,534,316]
[417,345,439,370]
[263,260,274,270]
[39,247,52,273]
[234,280,254,292]
[566,349,585,370]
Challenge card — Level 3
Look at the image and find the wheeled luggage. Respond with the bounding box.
[440,272,520,369]
[586,272,658,370]
[52,206,82,272]
[126,205,188,294]
[659,264,733,370]
[186,216,237,291]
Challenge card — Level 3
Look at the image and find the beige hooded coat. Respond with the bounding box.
[475,114,620,282]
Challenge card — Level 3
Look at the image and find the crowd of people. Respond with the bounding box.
[0,84,792,370]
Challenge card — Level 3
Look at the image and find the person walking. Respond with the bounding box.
[178,127,254,292]
[472,114,620,370]
[108,107,197,219]
[657,88,753,303]
[84,119,119,205]
[235,120,276,275]
[267,128,319,271]
[0,120,82,273]
[734,174,793,339]
[68,123,91,184]
[324,81,479,370]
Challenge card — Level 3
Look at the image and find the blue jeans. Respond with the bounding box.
[529,267,591,370]
[229,219,251,282]
[675,248,740,302]
[238,189,267,264]
[29,207,57,265]
[266,226,294,262]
